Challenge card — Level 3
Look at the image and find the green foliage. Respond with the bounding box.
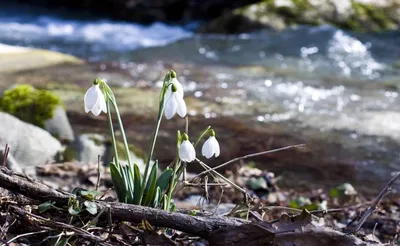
[0,84,62,127]
[62,145,76,162]
[84,201,98,215]
[38,201,56,213]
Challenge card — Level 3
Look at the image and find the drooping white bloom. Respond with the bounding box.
[179,133,196,162]
[164,89,187,119]
[166,77,184,98]
[84,83,107,116]
[202,136,220,158]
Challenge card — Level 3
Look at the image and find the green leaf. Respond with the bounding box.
[153,187,161,208]
[110,162,127,203]
[133,163,142,205]
[156,167,173,194]
[80,190,101,201]
[163,194,169,211]
[71,187,86,195]
[68,205,81,216]
[84,201,98,215]
[170,202,177,212]
[143,162,159,206]
[329,188,339,198]
[305,203,319,211]
[289,200,300,209]
[38,201,55,213]
[124,165,135,204]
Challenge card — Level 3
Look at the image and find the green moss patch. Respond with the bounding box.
[201,0,399,33]
[0,84,62,127]
[115,140,146,161]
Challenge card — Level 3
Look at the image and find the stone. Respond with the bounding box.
[44,106,75,141]
[0,43,83,74]
[74,134,105,164]
[74,133,155,175]
[0,112,63,171]
[0,150,23,173]
[199,0,400,33]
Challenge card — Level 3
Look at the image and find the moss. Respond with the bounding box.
[63,145,77,162]
[340,1,397,32]
[0,84,62,127]
[204,0,398,33]
[115,140,146,161]
[88,136,104,146]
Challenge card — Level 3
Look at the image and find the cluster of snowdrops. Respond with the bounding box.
[83,70,220,210]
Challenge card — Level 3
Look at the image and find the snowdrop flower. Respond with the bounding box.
[165,70,183,98]
[164,83,187,119]
[202,129,220,159]
[179,133,196,162]
[84,81,107,116]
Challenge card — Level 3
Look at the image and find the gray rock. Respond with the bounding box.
[75,133,158,175]
[44,106,75,141]
[199,0,400,33]
[0,150,23,173]
[0,112,63,171]
[74,133,105,164]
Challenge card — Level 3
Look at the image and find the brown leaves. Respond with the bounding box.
[208,210,384,246]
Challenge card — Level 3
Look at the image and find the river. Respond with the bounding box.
[1,3,400,190]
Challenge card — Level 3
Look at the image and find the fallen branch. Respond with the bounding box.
[0,167,244,237]
[0,168,389,245]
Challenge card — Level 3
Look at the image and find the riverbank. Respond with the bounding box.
[1,45,399,195]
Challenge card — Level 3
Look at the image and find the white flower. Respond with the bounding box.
[166,77,184,98]
[165,90,187,119]
[179,139,196,162]
[202,136,220,158]
[179,133,195,162]
[84,84,107,116]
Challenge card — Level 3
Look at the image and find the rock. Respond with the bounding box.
[0,150,23,173]
[44,106,75,142]
[0,84,68,138]
[0,112,63,171]
[74,133,156,175]
[199,0,400,33]
[74,134,106,164]
[0,43,83,74]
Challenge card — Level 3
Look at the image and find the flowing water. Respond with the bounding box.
[1,3,400,187]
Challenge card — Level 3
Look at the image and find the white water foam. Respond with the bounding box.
[0,13,192,57]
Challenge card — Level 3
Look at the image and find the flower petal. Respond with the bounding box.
[179,140,196,162]
[91,102,102,116]
[97,89,107,113]
[84,85,99,113]
[212,137,220,157]
[175,93,187,118]
[165,94,177,119]
[171,78,184,98]
[201,137,213,159]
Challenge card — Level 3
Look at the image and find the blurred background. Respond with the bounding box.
[0,0,400,194]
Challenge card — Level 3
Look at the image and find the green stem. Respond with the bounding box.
[109,97,132,166]
[106,99,120,168]
[139,72,171,204]
[165,132,181,211]
[194,126,211,147]
[165,158,180,211]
